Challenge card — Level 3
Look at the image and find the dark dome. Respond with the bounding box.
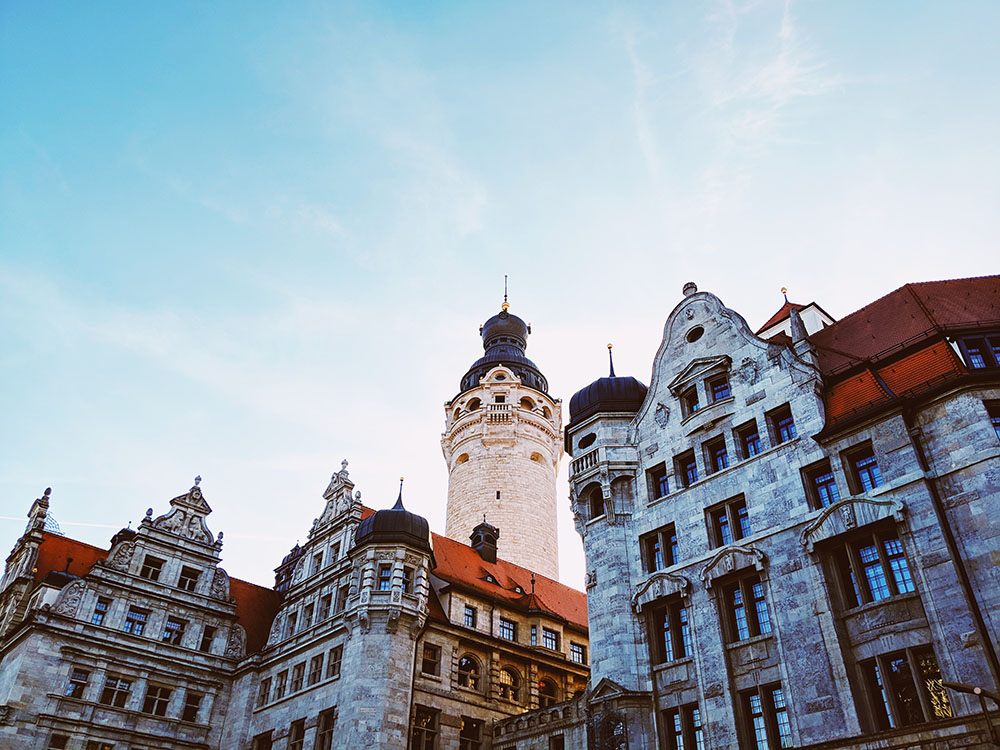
[459,306,549,394]
[354,494,431,553]
[568,375,648,427]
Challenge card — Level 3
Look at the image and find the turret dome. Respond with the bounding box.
[354,484,432,553]
[567,345,648,428]
[459,304,549,394]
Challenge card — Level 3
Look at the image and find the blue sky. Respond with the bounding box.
[2,1,998,588]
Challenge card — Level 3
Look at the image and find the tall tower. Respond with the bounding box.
[442,302,563,579]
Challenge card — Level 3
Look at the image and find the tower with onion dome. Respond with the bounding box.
[441,297,563,580]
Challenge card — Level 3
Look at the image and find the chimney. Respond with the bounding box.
[470,518,500,564]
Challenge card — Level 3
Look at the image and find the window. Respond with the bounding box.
[736,421,762,459]
[312,552,324,576]
[100,675,131,708]
[288,718,306,750]
[291,662,305,692]
[498,617,517,642]
[257,677,271,707]
[588,487,605,520]
[829,528,915,608]
[705,436,729,474]
[411,706,439,750]
[377,565,393,591]
[570,642,587,664]
[178,566,200,592]
[648,463,669,500]
[327,645,343,679]
[531,624,537,646]
[402,566,414,594]
[48,735,69,750]
[460,716,483,750]
[142,684,171,716]
[316,708,336,750]
[709,375,731,402]
[464,605,477,629]
[66,667,89,698]
[542,627,560,651]
[708,496,750,548]
[722,574,771,642]
[664,704,704,750]
[199,625,216,653]
[959,335,1000,369]
[458,655,480,690]
[681,386,700,417]
[742,684,792,749]
[643,524,680,573]
[498,667,520,702]
[675,450,698,488]
[803,460,840,508]
[989,402,1000,440]
[85,743,114,750]
[302,603,314,629]
[335,584,349,614]
[162,616,187,645]
[274,670,287,700]
[140,555,165,581]
[648,596,691,663]
[123,607,149,636]
[330,542,341,564]
[251,731,273,750]
[182,691,202,722]
[846,444,883,492]
[768,405,797,445]
[287,612,297,636]
[549,737,566,750]
[91,597,111,625]
[308,653,324,686]
[422,644,441,676]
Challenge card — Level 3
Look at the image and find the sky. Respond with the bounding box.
[2,1,998,590]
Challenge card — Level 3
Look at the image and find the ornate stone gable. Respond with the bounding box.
[150,478,217,546]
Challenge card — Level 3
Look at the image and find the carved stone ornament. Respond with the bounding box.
[53,579,87,617]
[800,496,906,552]
[700,544,768,589]
[153,508,213,544]
[292,559,305,583]
[266,616,282,647]
[736,357,759,385]
[585,570,598,589]
[392,590,402,603]
[631,571,691,613]
[377,551,396,561]
[0,704,11,726]
[107,541,136,572]
[211,568,229,600]
[225,624,247,659]
[654,403,670,428]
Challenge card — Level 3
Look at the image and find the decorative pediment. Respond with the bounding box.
[800,497,906,552]
[631,571,691,613]
[667,355,732,395]
[700,544,767,588]
[152,507,214,545]
[589,677,630,702]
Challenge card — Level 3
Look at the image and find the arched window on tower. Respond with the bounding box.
[498,667,520,702]
[457,655,481,690]
[588,487,605,520]
[539,677,558,707]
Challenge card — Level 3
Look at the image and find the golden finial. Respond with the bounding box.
[607,343,616,377]
[501,274,510,311]
[781,286,788,302]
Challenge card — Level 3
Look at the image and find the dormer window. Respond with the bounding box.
[681,387,700,417]
[513,585,524,594]
[494,394,506,403]
[484,574,497,585]
[708,375,731,402]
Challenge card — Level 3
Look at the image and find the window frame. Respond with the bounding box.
[139,554,165,582]
[647,463,669,501]
[827,526,915,609]
[142,684,172,717]
[704,435,730,474]
[99,675,132,708]
[182,690,203,723]
[844,443,884,494]
[308,653,324,686]
[290,662,305,692]
[316,708,336,750]
[664,704,704,750]
[498,666,521,703]
[327,645,343,680]
[721,573,772,643]
[858,646,952,731]
[570,642,587,665]
[178,565,200,592]
[680,386,700,418]
[162,616,187,645]
[767,404,797,445]
[740,683,793,750]
[66,667,89,699]
[541,627,560,651]
[647,595,692,664]
[640,523,679,573]
[463,605,477,629]
[377,564,393,591]
[735,420,762,460]
[708,375,731,403]
[123,607,150,636]
[457,654,481,690]
[707,496,750,549]
[91,597,111,626]
[199,624,216,653]
[421,643,441,677]
[498,617,517,642]
[802,459,841,509]
[288,718,306,750]
[411,706,440,750]
[459,715,483,750]
[674,450,698,488]
[987,401,1000,441]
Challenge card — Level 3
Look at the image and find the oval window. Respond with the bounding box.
[468,398,481,411]
[456,453,469,464]
[578,433,597,450]
[686,326,704,343]
[530,452,545,463]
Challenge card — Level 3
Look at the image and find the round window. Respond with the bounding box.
[686,326,704,343]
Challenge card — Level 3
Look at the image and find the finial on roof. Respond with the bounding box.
[341,458,349,472]
[194,475,201,487]
[501,274,509,311]
[483,513,487,524]
[530,573,536,595]
[607,343,616,377]
[393,477,405,509]
[781,286,788,303]
[43,487,51,499]
[682,281,698,297]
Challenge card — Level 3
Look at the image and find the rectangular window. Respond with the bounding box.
[312,552,324,576]
[85,743,114,750]
[860,646,952,731]
[286,612,297,636]
[459,716,483,750]
[256,677,271,707]
[846,444,884,493]
[290,662,305,692]
[139,554,165,581]
[100,675,132,708]
[316,708,336,750]
[648,463,669,500]
[648,596,691,663]
[162,616,187,645]
[675,450,698,488]
[123,607,149,636]
[742,684,792,750]
[251,731,273,750]
[411,706,439,750]
[142,684,171,716]
[709,376,731,402]
[274,670,288,700]
[335,584,349,614]
[988,401,1000,440]
[570,642,587,664]
[542,627,560,650]
[288,718,306,750]
[499,617,517,642]
[422,644,441,676]
[178,565,200,592]
[549,737,566,750]
[681,386,700,417]
[803,460,841,508]
[830,528,915,608]
[91,597,111,626]
[66,667,89,699]
[402,566,414,594]
[308,653,324,686]
[327,645,343,680]
[641,524,678,572]
[181,691,202,722]
[722,574,771,642]
[768,405,797,445]
[48,735,70,750]
[199,625,217,653]
[377,565,393,591]
[464,605,477,629]
[531,624,537,646]
[708,496,750,548]
[302,603,314,629]
[705,436,729,474]
[330,542,341,564]
[736,420,762,459]
[318,593,331,620]
[664,704,705,750]
[960,336,1000,369]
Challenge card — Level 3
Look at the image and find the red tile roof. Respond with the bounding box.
[876,339,964,397]
[823,369,892,425]
[36,532,106,583]
[757,300,807,334]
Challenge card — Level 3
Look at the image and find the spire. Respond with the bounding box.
[782,286,789,303]
[393,477,405,509]
[502,274,509,311]
[607,343,616,377]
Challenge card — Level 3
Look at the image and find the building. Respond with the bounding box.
[496,275,1000,749]
[0,304,589,749]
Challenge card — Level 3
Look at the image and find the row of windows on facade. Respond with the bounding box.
[257,645,342,707]
[88,596,219,651]
[274,539,348,592]
[63,666,205,721]
[412,708,487,750]
[462,602,586,663]
[251,709,336,750]
[277,582,352,642]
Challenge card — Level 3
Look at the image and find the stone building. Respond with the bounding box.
[0,302,588,750]
[497,275,1000,749]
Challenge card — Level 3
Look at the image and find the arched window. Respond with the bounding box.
[520,396,535,411]
[468,398,481,411]
[538,677,558,707]
[498,667,520,702]
[602,716,627,750]
[589,488,605,520]
[457,655,481,690]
